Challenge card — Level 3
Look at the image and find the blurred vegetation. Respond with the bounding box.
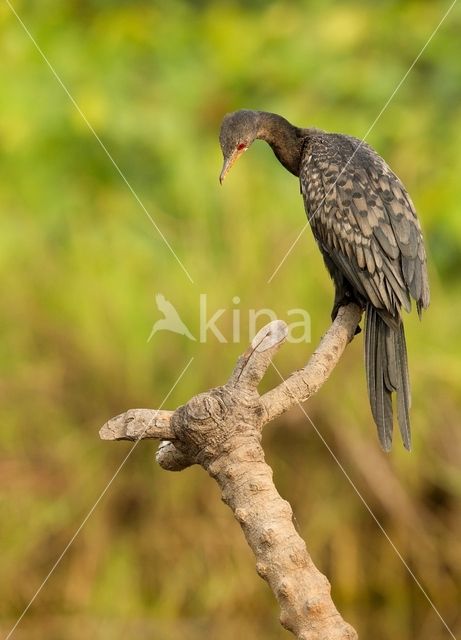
[1,0,461,638]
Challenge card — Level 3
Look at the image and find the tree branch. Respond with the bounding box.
[100,304,361,639]
[261,304,362,421]
[100,408,173,441]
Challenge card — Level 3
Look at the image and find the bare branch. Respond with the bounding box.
[156,440,196,471]
[261,304,361,421]
[100,304,361,639]
[99,408,173,441]
[227,319,288,391]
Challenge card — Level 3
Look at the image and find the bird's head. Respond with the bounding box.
[219,110,260,184]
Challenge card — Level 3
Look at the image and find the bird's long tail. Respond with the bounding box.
[364,304,411,451]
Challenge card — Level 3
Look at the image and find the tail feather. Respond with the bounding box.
[365,304,412,451]
[396,326,412,449]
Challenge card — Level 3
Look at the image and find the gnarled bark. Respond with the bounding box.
[100,303,361,639]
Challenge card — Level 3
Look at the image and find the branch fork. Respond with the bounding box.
[100,304,362,639]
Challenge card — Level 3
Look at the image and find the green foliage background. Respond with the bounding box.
[1,1,460,638]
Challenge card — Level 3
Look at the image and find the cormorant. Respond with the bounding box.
[219,109,430,451]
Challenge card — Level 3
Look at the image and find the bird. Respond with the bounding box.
[219,109,430,451]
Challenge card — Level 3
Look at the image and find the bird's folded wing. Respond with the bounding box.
[301,134,430,318]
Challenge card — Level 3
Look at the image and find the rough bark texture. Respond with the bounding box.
[100,303,362,639]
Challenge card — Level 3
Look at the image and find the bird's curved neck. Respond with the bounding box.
[256,112,306,177]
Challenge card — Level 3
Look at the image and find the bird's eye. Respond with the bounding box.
[237,143,247,151]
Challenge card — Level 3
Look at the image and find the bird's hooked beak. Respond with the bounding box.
[219,146,247,185]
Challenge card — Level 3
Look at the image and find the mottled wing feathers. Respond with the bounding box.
[364,152,430,315]
[300,132,430,319]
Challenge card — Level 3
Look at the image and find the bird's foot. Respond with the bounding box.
[331,294,362,335]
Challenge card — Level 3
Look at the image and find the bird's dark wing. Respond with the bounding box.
[300,132,430,318]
